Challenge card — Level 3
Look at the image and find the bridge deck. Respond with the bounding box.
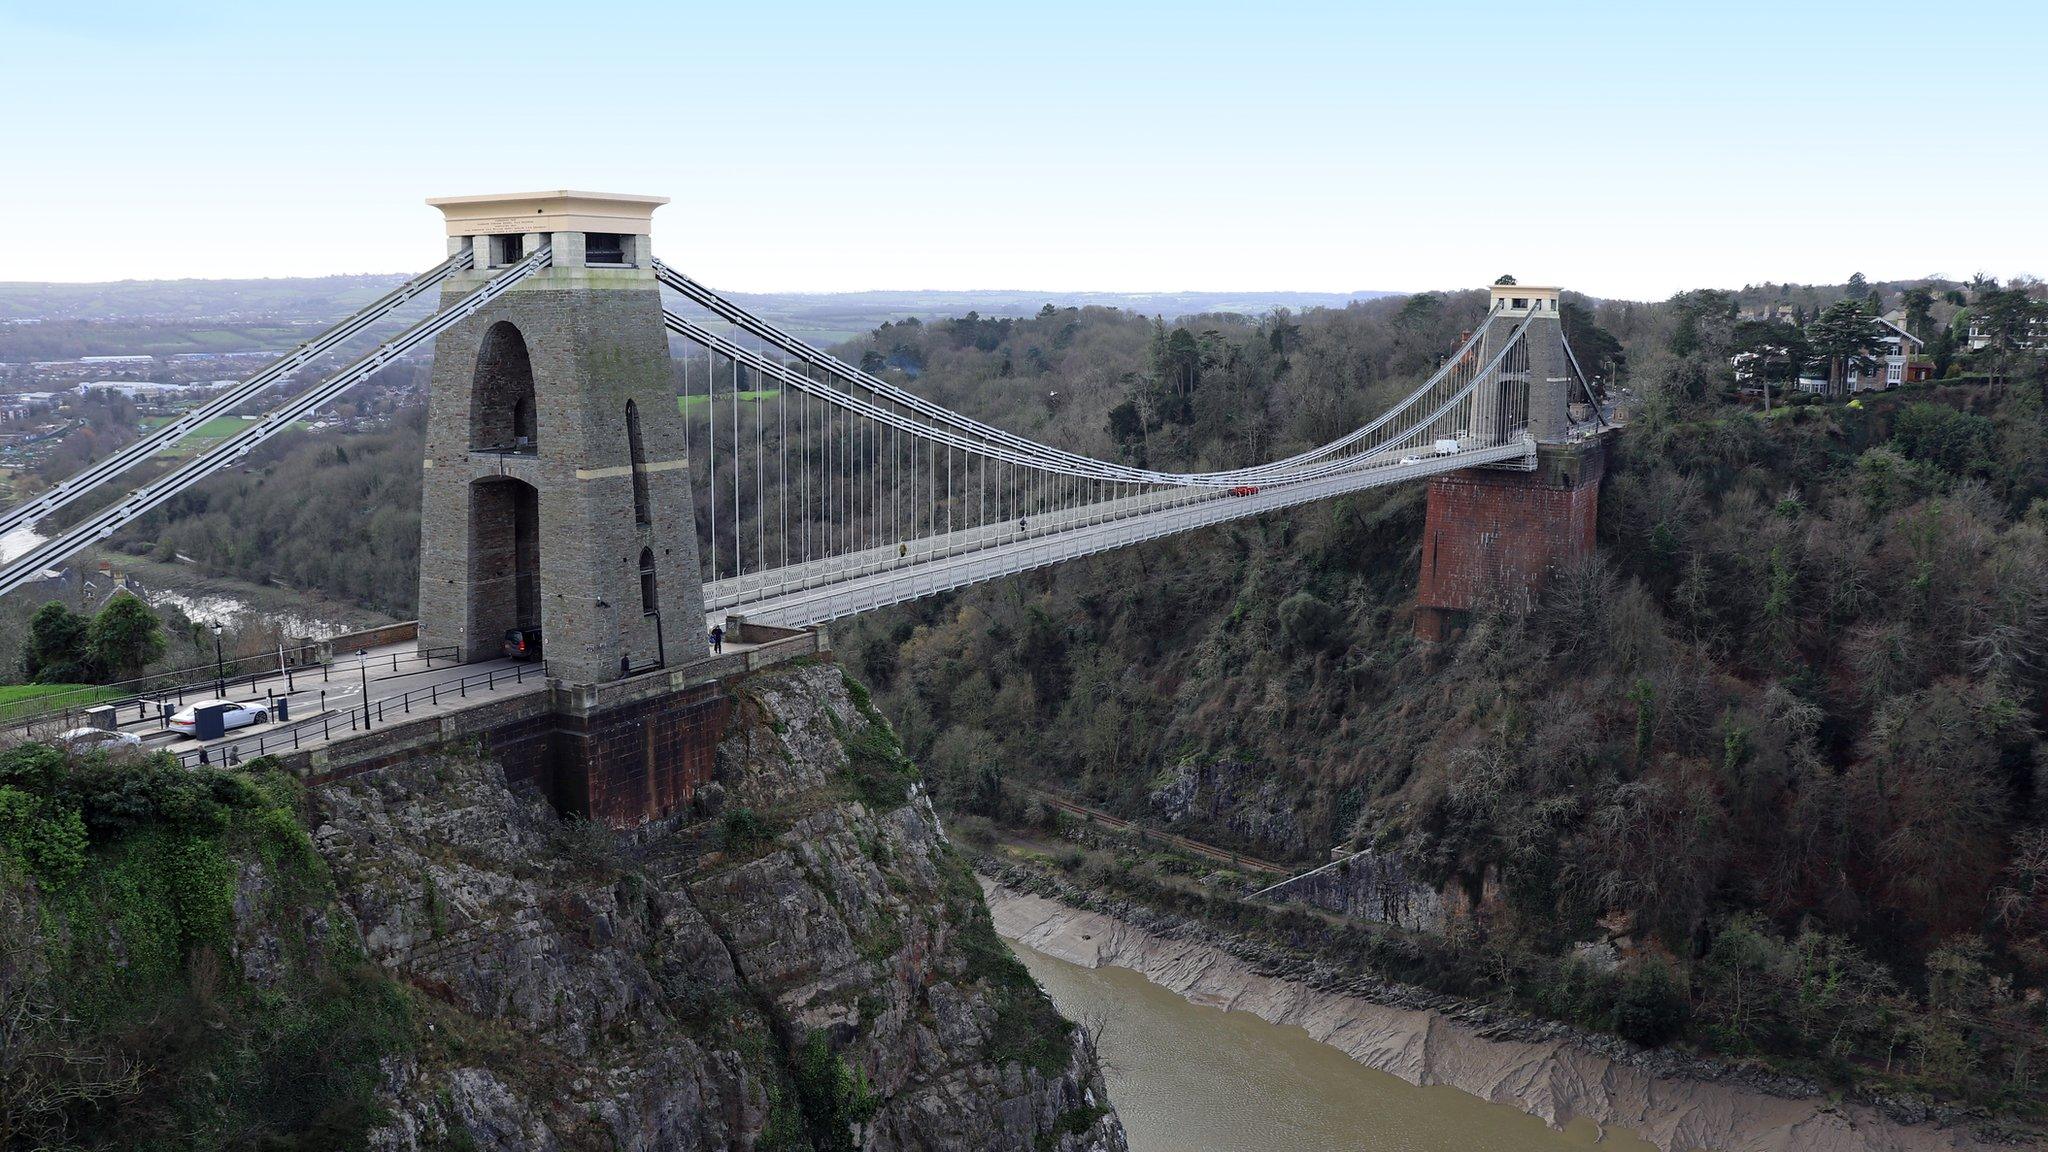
[718,440,1533,628]
[60,642,545,768]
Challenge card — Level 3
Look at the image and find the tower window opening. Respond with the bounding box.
[625,399,652,526]
[639,548,658,615]
[585,232,629,266]
[490,234,525,267]
[511,396,534,448]
[1512,297,1529,311]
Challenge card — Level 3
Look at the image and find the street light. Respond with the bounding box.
[357,649,371,729]
[212,623,224,696]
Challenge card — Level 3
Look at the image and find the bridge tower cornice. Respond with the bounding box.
[429,190,667,289]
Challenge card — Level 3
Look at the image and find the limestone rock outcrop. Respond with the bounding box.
[298,663,1123,1151]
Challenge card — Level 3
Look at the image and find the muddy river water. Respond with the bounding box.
[1013,938,1653,1152]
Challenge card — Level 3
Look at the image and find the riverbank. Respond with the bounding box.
[1011,934,1648,1152]
[86,548,396,639]
[982,877,2021,1152]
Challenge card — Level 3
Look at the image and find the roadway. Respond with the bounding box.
[66,641,543,768]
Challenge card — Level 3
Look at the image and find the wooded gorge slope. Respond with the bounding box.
[832,291,2048,1113]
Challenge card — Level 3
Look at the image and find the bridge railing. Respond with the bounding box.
[169,657,541,769]
[729,438,1534,628]
[702,483,1215,611]
[6,644,464,741]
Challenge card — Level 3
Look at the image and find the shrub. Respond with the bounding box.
[0,785,88,881]
[1613,958,1690,1047]
[790,1031,879,1152]
[1277,591,1344,652]
[722,807,772,850]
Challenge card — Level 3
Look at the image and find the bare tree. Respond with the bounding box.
[0,889,140,1148]
[1077,1006,1123,1076]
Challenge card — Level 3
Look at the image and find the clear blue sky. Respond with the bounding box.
[2,0,2041,300]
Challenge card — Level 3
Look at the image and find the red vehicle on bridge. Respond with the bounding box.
[1228,485,1259,497]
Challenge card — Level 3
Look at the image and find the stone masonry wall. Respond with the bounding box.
[417,274,709,685]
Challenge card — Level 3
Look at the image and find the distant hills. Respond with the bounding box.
[0,276,1401,348]
[717,289,1402,344]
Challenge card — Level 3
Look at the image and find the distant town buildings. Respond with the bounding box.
[1738,302,1800,324]
[1794,316,1929,394]
[74,380,195,399]
[1966,311,2046,351]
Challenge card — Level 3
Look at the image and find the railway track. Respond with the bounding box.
[1019,785,1291,876]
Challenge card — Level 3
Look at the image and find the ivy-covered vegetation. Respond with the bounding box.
[830,670,922,812]
[0,744,411,1150]
[937,849,1075,1077]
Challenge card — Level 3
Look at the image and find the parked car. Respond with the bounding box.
[1228,485,1259,497]
[56,726,143,751]
[502,627,542,661]
[168,700,270,736]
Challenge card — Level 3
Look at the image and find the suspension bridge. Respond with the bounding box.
[0,191,1612,823]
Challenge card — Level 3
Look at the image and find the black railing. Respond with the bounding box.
[172,658,539,768]
[7,643,464,739]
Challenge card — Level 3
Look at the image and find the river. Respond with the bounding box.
[0,522,43,565]
[0,518,370,640]
[1011,938,1655,1152]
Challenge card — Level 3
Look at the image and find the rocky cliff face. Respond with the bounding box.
[1146,758,1307,859]
[304,663,1125,1151]
[1256,847,1446,932]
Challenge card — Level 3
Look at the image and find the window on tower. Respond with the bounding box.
[585,232,629,266]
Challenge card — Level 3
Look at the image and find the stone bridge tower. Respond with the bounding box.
[1414,281,1606,640]
[416,191,709,684]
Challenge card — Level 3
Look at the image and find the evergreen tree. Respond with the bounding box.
[1903,285,1935,339]
[1804,299,1881,398]
[22,602,92,683]
[85,593,165,682]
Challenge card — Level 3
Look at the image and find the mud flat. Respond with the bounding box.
[983,879,2016,1152]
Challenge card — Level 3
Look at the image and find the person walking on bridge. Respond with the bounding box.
[709,624,724,654]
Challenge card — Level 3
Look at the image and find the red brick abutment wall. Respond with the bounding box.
[1415,438,1606,642]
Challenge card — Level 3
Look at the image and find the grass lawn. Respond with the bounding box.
[143,414,311,455]
[679,390,781,412]
[0,683,122,723]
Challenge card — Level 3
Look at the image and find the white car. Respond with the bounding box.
[168,700,271,736]
[56,727,143,751]
[1398,455,1424,466]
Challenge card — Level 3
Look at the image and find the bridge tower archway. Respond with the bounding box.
[471,320,539,450]
[467,477,541,645]
[414,191,709,683]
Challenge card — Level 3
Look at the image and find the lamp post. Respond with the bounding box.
[212,623,225,695]
[357,649,371,730]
